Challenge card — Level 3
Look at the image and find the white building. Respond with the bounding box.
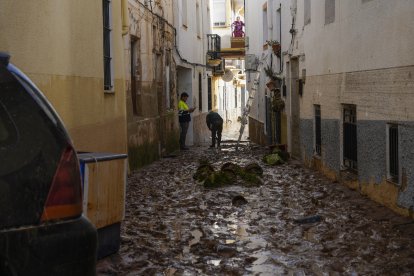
[173,0,213,145]
[246,0,414,218]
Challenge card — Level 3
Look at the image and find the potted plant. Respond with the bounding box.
[266,40,281,57]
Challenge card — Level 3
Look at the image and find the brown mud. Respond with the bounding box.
[97,143,414,275]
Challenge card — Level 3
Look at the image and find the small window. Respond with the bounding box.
[325,0,335,25]
[262,4,268,44]
[314,105,321,156]
[182,0,188,27]
[212,0,226,27]
[304,0,311,25]
[387,124,399,183]
[103,0,113,91]
[196,2,201,38]
[343,105,357,170]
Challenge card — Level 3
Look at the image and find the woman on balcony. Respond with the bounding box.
[232,16,245,37]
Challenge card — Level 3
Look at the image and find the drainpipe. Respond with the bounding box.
[121,0,129,35]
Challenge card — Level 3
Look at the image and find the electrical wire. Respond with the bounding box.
[136,1,208,69]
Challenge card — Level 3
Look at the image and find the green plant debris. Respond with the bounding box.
[263,153,285,166]
[238,170,263,186]
[244,162,263,176]
[198,161,265,188]
[272,148,289,161]
[193,163,215,181]
[203,171,233,188]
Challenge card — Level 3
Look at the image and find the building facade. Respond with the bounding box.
[290,0,414,217]
[126,0,179,170]
[245,0,288,146]
[211,0,247,129]
[246,0,414,217]
[173,0,213,146]
[0,0,128,155]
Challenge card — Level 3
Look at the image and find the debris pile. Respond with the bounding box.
[194,161,264,188]
[262,145,289,165]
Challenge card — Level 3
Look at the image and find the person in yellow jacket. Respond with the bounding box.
[178,92,195,150]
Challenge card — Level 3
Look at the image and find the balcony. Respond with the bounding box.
[220,36,246,59]
[206,33,246,75]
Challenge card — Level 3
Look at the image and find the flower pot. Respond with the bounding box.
[266,81,276,91]
[271,44,281,57]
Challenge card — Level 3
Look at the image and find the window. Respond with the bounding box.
[153,25,158,51]
[103,0,113,91]
[207,6,211,32]
[304,0,311,25]
[212,0,226,27]
[130,37,139,115]
[196,2,201,38]
[182,0,188,27]
[262,4,268,44]
[387,124,399,183]
[343,105,357,170]
[198,73,202,111]
[325,0,335,25]
[314,105,321,156]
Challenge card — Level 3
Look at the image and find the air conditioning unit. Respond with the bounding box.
[245,54,258,71]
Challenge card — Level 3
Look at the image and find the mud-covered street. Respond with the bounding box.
[97,142,414,275]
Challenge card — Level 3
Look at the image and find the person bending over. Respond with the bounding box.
[206,111,223,148]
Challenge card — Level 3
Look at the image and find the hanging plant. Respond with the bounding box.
[272,89,285,112]
[264,66,282,81]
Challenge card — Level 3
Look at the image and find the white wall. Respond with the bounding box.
[173,0,213,145]
[296,0,414,76]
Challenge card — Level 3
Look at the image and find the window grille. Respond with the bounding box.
[343,105,357,170]
[388,124,399,182]
[103,0,112,91]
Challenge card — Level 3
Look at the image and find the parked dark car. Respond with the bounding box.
[0,53,97,275]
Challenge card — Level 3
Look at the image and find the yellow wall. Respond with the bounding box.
[0,0,127,153]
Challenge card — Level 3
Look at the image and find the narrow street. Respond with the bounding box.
[97,125,414,276]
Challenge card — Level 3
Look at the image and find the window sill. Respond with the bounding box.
[104,89,115,94]
[313,153,321,159]
[386,178,400,186]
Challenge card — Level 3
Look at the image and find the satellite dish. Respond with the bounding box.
[222,69,234,82]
